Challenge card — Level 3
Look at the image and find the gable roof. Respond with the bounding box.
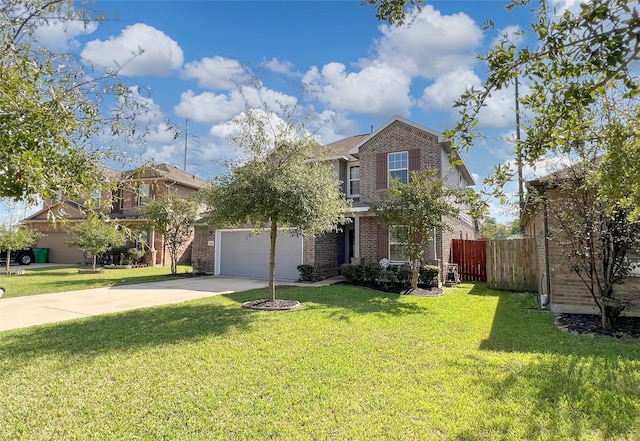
[347,116,475,186]
[123,163,209,189]
[315,134,370,161]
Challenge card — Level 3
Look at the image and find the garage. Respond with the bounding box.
[216,230,303,280]
[35,232,85,264]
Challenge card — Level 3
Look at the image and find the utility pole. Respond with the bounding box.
[515,77,525,234]
[183,119,189,171]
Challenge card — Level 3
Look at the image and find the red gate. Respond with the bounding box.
[452,239,487,282]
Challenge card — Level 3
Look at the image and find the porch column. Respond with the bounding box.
[354,216,360,259]
[149,227,157,267]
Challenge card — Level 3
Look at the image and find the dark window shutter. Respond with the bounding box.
[376,153,387,190]
[377,223,388,260]
[409,149,421,177]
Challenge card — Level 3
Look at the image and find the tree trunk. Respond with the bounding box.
[5,250,10,272]
[92,254,97,271]
[595,284,612,330]
[268,218,278,301]
[411,263,419,290]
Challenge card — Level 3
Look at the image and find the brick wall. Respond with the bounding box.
[191,225,216,273]
[525,192,640,316]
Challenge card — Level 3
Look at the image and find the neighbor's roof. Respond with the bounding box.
[313,134,370,161]
[124,163,209,189]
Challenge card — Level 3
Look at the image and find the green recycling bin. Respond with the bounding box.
[34,248,49,263]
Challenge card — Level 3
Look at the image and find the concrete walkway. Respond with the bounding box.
[0,275,340,332]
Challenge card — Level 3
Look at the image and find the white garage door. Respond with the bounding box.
[218,230,303,280]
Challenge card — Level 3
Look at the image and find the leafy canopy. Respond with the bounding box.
[0,0,160,204]
[66,212,125,270]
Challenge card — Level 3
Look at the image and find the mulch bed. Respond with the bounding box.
[555,313,640,339]
[401,287,445,297]
[242,299,302,311]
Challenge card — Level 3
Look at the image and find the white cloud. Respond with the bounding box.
[182,56,248,90]
[174,90,245,124]
[490,25,525,48]
[34,19,98,52]
[81,23,183,76]
[304,62,412,117]
[374,6,483,79]
[263,57,298,77]
[420,68,481,112]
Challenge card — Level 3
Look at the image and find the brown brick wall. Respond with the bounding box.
[525,193,640,316]
[191,225,216,273]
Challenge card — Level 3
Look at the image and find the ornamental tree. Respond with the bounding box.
[142,192,199,275]
[371,169,460,290]
[0,225,41,272]
[66,212,125,271]
[204,108,351,302]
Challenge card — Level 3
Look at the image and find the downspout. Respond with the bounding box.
[542,197,552,307]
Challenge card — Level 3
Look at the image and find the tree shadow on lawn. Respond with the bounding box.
[225,285,431,320]
[0,285,427,376]
[0,298,254,376]
[461,283,640,440]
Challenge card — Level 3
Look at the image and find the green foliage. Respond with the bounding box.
[340,261,437,292]
[66,213,126,270]
[0,224,41,271]
[371,169,460,289]
[419,265,440,288]
[204,106,351,300]
[0,0,161,204]
[296,264,315,282]
[142,192,199,274]
[480,216,522,239]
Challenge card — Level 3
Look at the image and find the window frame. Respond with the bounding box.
[119,188,125,210]
[137,183,151,207]
[348,164,360,197]
[388,225,410,263]
[388,151,409,186]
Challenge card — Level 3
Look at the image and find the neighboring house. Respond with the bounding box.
[24,163,209,265]
[192,116,477,280]
[522,170,640,315]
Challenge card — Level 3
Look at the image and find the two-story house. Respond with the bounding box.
[24,163,209,265]
[192,116,476,280]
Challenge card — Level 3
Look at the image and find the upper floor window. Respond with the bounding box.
[119,188,125,210]
[348,165,360,197]
[137,183,150,207]
[91,188,101,205]
[388,151,408,186]
[389,225,410,262]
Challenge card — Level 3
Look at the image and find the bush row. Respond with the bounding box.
[339,261,440,293]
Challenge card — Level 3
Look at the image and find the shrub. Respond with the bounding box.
[361,260,381,284]
[297,264,315,282]
[419,265,440,288]
[340,263,363,285]
[124,248,145,265]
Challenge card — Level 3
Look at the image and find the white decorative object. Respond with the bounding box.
[379,258,390,269]
[207,240,215,247]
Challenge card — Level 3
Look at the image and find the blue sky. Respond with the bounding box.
[1,0,579,225]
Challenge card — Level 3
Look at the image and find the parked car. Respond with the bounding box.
[0,249,36,265]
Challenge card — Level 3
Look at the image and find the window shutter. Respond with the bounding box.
[376,153,387,190]
[377,223,388,260]
[409,149,420,174]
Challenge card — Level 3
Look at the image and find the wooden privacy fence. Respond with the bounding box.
[485,238,538,292]
[452,239,487,282]
[452,238,538,292]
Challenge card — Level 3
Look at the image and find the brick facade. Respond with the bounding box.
[524,190,640,316]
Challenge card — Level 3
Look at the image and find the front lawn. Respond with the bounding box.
[1,283,639,440]
[0,265,193,297]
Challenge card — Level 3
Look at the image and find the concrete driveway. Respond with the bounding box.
[0,276,274,332]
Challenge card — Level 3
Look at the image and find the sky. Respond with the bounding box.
[0,0,581,226]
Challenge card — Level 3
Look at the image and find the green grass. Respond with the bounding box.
[1,283,640,440]
[0,265,193,297]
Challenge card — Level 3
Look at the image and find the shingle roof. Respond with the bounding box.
[313,134,370,161]
[124,163,209,189]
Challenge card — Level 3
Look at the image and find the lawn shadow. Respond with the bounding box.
[0,298,254,376]
[462,283,640,439]
[221,284,431,320]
